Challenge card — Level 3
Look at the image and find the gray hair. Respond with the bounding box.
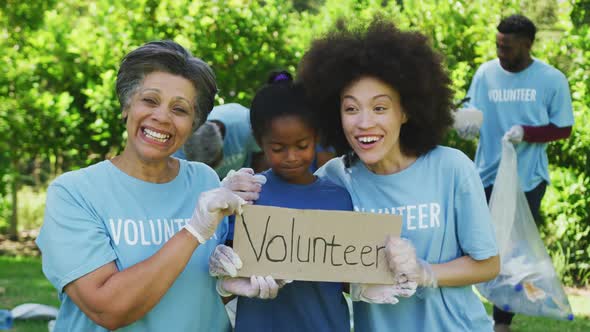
[183,121,224,167]
[116,40,217,130]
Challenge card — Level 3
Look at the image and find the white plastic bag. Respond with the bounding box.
[11,303,58,320]
[476,139,574,320]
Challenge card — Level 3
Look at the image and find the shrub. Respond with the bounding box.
[541,167,590,286]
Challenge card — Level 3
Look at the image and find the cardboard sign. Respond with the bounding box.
[233,205,402,284]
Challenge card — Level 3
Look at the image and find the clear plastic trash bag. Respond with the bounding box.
[476,139,574,320]
[11,303,58,320]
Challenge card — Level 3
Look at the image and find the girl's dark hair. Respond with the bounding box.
[297,17,454,164]
[250,70,318,142]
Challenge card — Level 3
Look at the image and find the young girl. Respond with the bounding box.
[209,71,353,331]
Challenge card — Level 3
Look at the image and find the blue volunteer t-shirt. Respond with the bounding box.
[467,59,574,191]
[235,169,352,332]
[209,103,261,178]
[316,146,498,332]
[36,159,230,332]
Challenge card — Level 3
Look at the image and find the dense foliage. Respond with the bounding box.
[0,0,588,285]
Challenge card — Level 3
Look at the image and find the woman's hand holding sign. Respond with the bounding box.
[385,236,438,288]
[209,244,244,277]
[209,244,290,299]
[351,281,417,304]
[184,188,245,244]
[351,237,420,305]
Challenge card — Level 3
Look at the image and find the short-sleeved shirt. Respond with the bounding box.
[235,169,352,332]
[316,146,498,332]
[467,59,574,191]
[209,103,261,178]
[36,159,230,331]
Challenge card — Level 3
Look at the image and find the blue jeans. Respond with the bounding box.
[484,181,547,325]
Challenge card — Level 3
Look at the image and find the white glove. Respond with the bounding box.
[391,274,419,297]
[184,188,245,244]
[217,276,292,299]
[456,123,480,140]
[209,245,291,298]
[350,279,417,304]
[221,168,267,204]
[209,244,243,277]
[503,125,524,144]
[385,236,438,288]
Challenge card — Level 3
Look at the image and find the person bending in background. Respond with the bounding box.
[454,14,574,331]
[208,71,354,331]
[175,103,267,178]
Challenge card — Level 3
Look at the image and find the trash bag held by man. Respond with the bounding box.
[476,139,574,320]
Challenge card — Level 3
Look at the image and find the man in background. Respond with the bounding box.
[456,14,574,332]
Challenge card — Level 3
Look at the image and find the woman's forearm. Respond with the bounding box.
[65,228,201,329]
[431,255,500,287]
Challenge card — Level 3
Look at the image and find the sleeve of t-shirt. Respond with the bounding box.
[314,158,347,188]
[36,182,117,294]
[453,157,498,260]
[547,73,574,127]
[466,66,484,110]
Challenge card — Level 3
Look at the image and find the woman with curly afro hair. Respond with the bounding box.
[299,18,500,331]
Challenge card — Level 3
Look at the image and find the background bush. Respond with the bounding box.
[0,0,588,286]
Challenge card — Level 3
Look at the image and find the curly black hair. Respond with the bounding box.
[497,14,536,43]
[297,18,454,162]
[250,70,318,143]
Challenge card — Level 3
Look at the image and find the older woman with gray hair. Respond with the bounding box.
[36,40,270,331]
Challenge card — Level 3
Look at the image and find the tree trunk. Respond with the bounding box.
[9,177,18,241]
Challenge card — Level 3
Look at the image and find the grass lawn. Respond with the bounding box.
[482,297,590,332]
[0,256,59,332]
[1,255,589,332]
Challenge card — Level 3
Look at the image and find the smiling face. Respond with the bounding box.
[340,76,408,174]
[122,71,197,164]
[260,115,317,185]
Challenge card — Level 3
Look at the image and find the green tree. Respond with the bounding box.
[0,0,308,235]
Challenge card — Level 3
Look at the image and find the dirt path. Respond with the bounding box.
[0,230,41,257]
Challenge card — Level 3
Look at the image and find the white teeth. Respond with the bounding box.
[144,128,170,142]
[358,136,379,143]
